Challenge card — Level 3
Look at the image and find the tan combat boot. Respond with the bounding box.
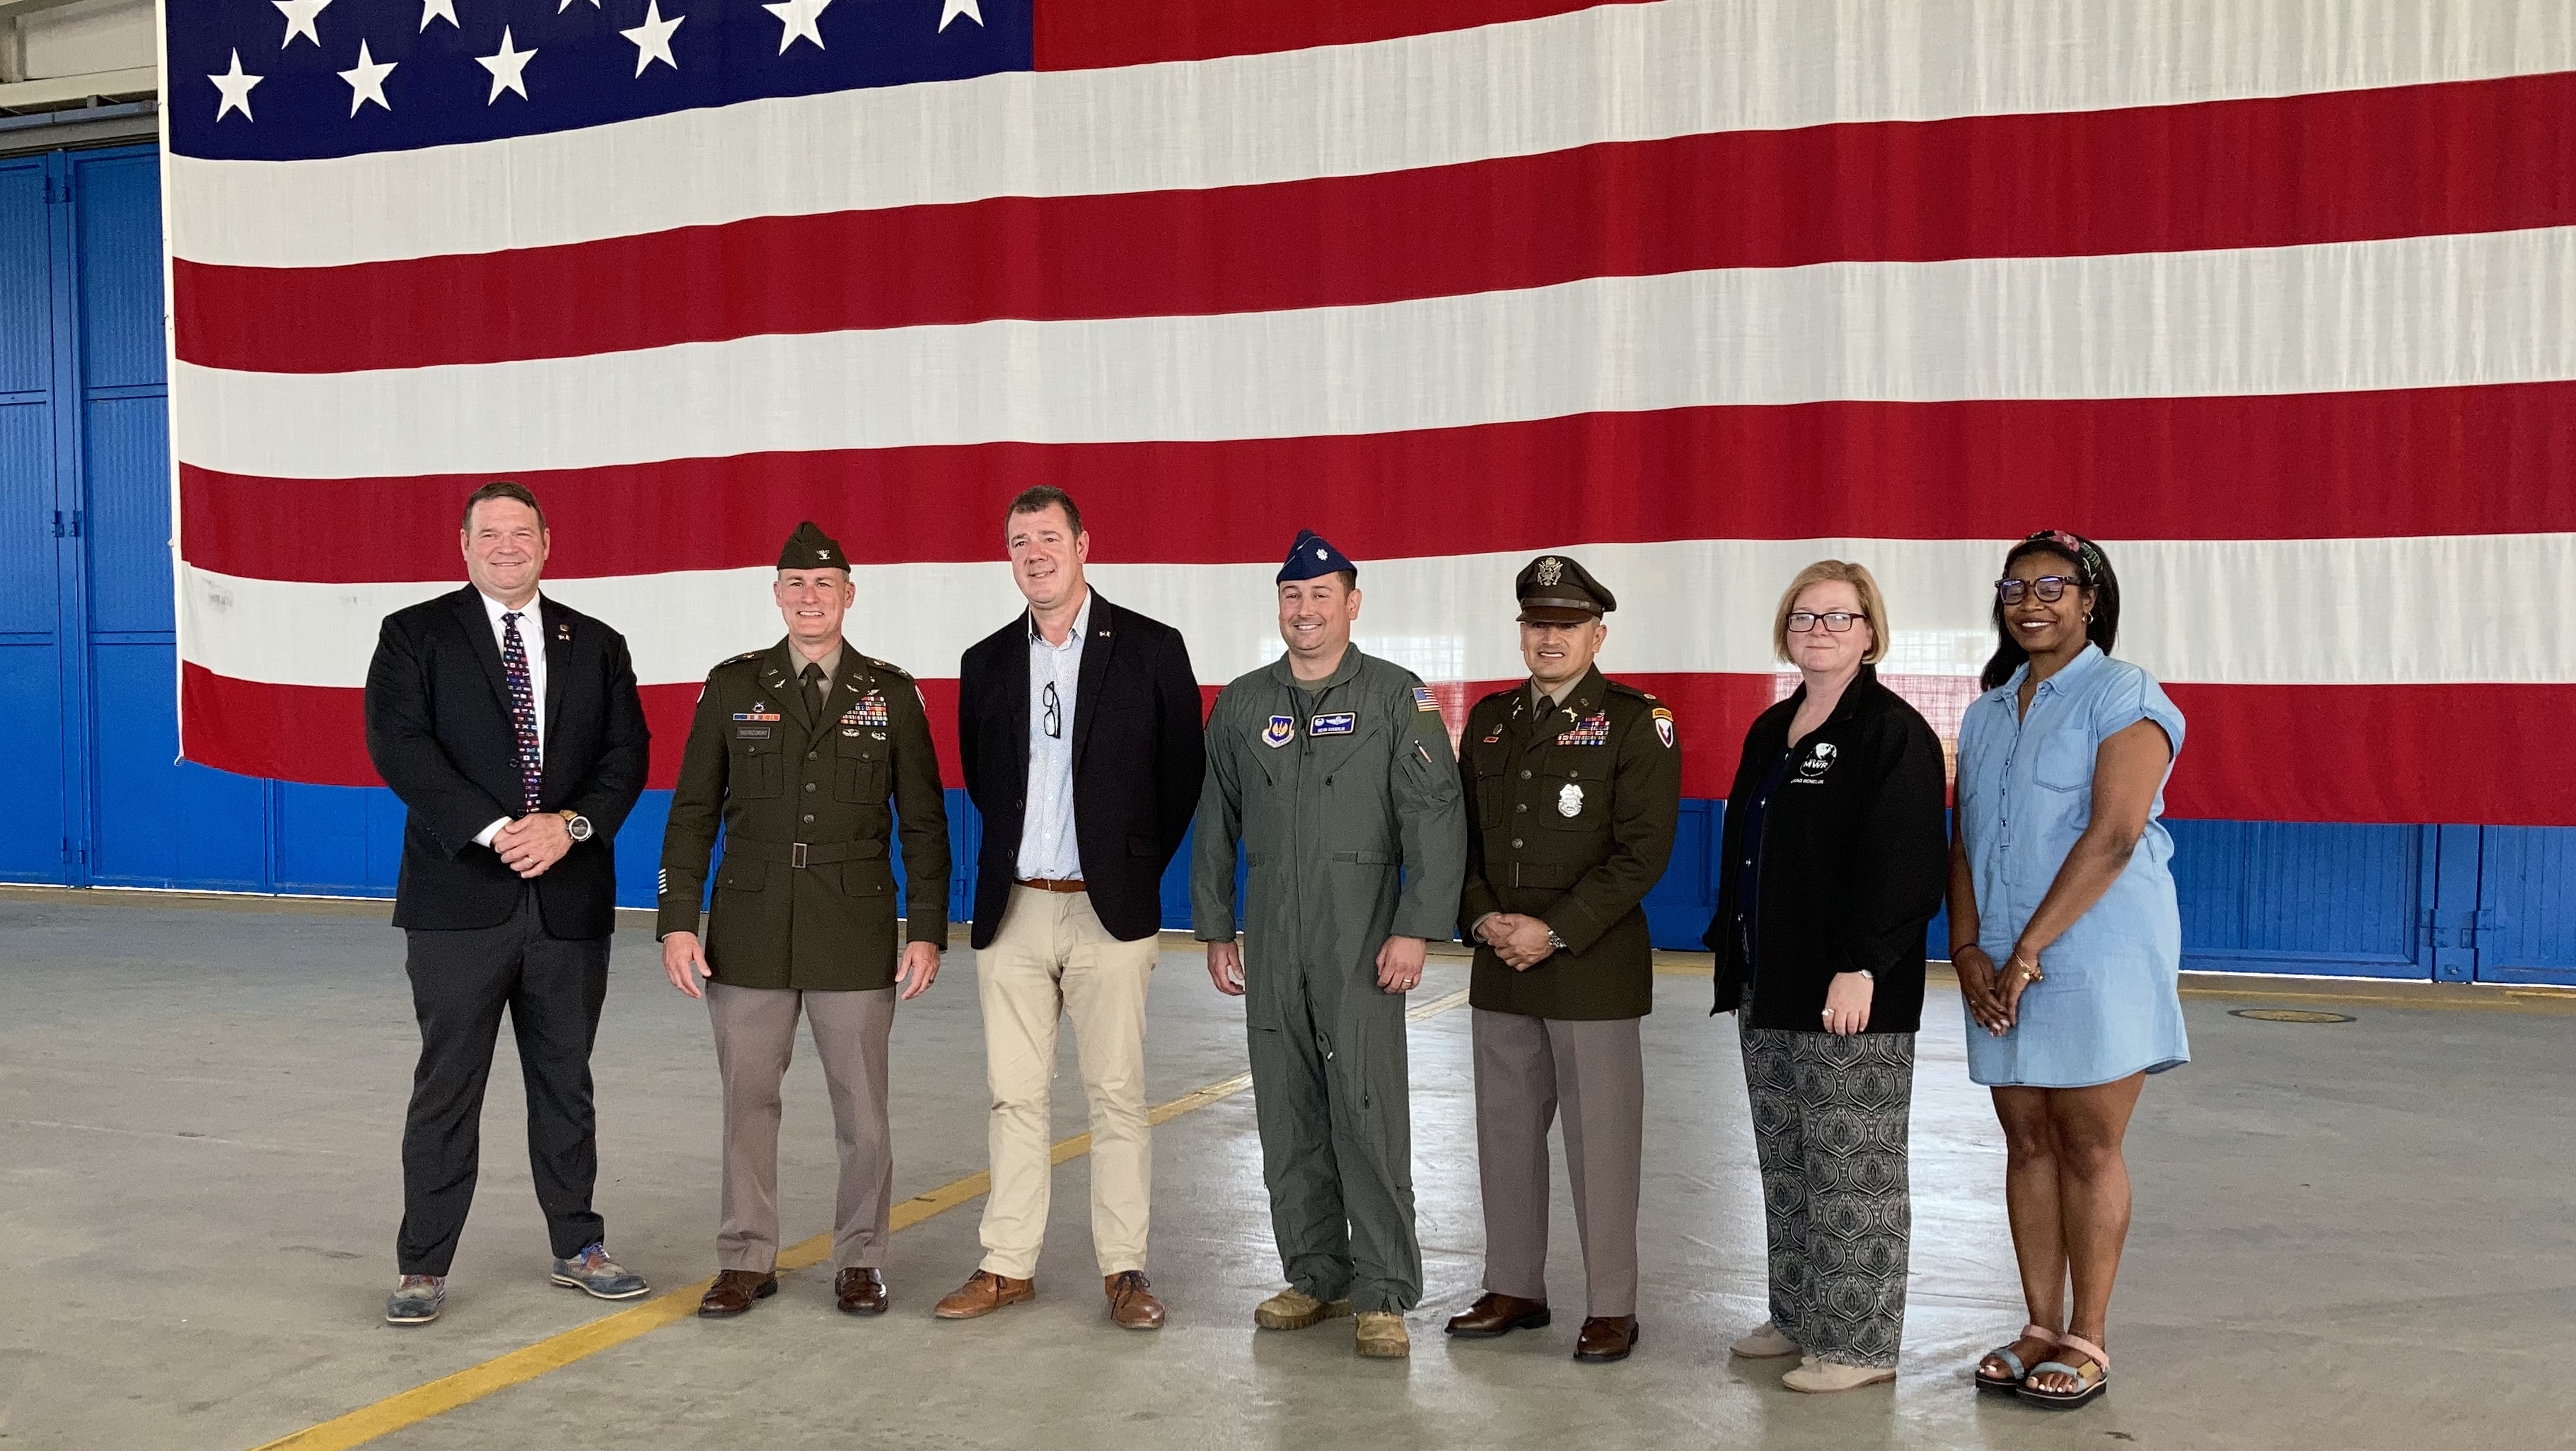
[1253,1286,1352,1330]
[1354,1310,1411,1358]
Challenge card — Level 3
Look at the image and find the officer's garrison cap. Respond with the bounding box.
[1277,529,1357,583]
[778,520,849,572]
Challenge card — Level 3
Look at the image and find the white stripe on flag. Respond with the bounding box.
[179,534,2576,691]
[171,228,2576,479]
[163,0,2576,267]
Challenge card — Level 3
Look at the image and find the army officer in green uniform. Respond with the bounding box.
[658,521,951,1320]
[1442,554,1679,1364]
[1192,530,1468,1360]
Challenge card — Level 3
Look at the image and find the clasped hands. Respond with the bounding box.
[494,812,571,879]
[1477,912,1557,971]
[1953,943,2041,1036]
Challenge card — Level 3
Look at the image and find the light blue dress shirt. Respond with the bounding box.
[1016,590,1091,880]
[1956,644,2190,1088]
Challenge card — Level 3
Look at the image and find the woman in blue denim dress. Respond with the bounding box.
[1947,532,2186,1411]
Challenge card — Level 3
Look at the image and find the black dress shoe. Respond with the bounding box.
[1574,1315,1640,1362]
[1444,1293,1553,1338]
[836,1267,888,1315]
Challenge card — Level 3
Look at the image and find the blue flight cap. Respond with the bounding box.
[1277,529,1357,583]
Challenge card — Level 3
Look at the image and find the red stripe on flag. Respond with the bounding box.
[178,385,2576,583]
[171,74,2576,374]
[1032,0,1651,70]
[180,665,2576,826]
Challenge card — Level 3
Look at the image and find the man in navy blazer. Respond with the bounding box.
[935,486,1204,1330]
[362,482,651,1325]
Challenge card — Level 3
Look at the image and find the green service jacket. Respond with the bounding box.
[1456,667,1681,1020]
[656,638,950,991]
[1190,648,1468,972]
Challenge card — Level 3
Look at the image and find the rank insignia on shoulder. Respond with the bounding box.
[1310,712,1356,736]
[842,692,891,728]
[1410,685,1440,713]
[1555,713,1611,747]
[733,712,781,723]
[1262,715,1296,749]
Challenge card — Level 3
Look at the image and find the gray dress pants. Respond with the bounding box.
[1470,1007,1644,1318]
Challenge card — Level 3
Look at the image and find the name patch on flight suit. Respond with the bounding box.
[1309,713,1357,736]
[842,693,890,728]
[1263,715,1296,748]
[1555,713,1611,747]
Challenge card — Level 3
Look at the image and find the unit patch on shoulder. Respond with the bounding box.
[1410,685,1441,713]
[1555,713,1611,747]
[1652,706,1676,750]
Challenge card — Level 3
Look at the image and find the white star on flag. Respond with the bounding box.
[338,39,395,115]
[208,49,262,121]
[555,0,600,12]
[477,27,536,103]
[620,0,683,75]
[419,0,457,31]
[938,0,980,31]
[272,0,330,47]
[762,0,830,52]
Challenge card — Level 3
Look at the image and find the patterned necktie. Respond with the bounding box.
[500,610,543,813]
[801,663,827,723]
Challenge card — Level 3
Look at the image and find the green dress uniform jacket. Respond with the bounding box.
[1457,667,1682,1020]
[1189,646,1468,1313]
[656,639,951,991]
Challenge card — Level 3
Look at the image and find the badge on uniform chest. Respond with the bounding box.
[1262,715,1296,749]
[1558,782,1585,816]
[840,692,890,728]
[1555,713,1611,747]
[1309,713,1356,736]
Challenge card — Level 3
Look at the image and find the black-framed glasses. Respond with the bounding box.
[1785,610,1862,634]
[1041,680,1062,738]
[1994,576,2081,605]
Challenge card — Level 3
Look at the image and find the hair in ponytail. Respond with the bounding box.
[1979,530,2121,691]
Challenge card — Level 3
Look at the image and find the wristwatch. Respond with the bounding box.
[1545,927,1567,952]
[557,810,594,843]
[1856,968,1874,981]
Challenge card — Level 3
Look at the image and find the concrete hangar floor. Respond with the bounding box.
[1,888,2568,1451]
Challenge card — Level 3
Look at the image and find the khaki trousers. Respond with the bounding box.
[1471,1008,1645,1317]
[976,886,1157,1278]
[706,981,894,1274]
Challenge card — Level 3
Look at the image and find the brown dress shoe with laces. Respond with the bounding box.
[1444,1292,1553,1339]
[697,1269,777,1317]
[1574,1315,1640,1362]
[1105,1271,1165,1330]
[836,1266,888,1315]
[934,1269,1034,1319]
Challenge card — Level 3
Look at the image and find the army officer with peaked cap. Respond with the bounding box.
[1190,529,1468,1360]
[657,521,951,1320]
[1444,554,1679,1363]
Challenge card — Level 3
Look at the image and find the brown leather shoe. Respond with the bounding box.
[934,1269,1034,1319]
[1105,1271,1165,1331]
[697,1269,777,1317]
[835,1266,887,1315]
[1574,1315,1640,1362]
[1444,1292,1552,1338]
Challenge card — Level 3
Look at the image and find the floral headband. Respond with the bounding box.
[2024,529,2106,585]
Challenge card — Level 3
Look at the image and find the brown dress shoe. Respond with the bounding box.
[1105,1271,1165,1330]
[934,1269,1034,1319]
[1444,1292,1552,1338]
[835,1266,888,1315]
[697,1269,777,1317]
[1574,1315,1640,1362]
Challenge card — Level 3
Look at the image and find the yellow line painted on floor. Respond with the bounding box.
[248,986,1473,1451]
[1650,959,2574,1014]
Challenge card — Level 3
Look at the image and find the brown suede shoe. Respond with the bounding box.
[934,1269,1034,1319]
[1444,1292,1553,1339]
[1105,1271,1165,1331]
[697,1269,777,1318]
[1574,1315,1640,1362]
[835,1266,887,1316]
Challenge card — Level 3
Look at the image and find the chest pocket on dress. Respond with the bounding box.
[2033,730,2095,793]
[1468,740,1511,829]
[731,737,784,798]
[835,734,890,804]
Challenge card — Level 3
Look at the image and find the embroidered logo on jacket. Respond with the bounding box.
[1794,740,1838,783]
[1261,715,1296,749]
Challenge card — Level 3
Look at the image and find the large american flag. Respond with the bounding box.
[166,0,2576,826]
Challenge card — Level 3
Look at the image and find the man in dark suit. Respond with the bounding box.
[363,481,651,1326]
[933,486,1204,1331]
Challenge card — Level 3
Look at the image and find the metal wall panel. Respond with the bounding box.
[2476,827,2576,986]
[2169,820,2425,977]
[0,156,69,883]
[86,640,268,888]
[79,394,171,634]
[70,151,163,392]
[0,158,47,398]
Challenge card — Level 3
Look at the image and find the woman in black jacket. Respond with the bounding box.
[1702,560,1948,1392]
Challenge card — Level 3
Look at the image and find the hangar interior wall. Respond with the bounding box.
[4,141,2570,985]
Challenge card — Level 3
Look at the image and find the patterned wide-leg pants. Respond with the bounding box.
[1738,1010,1915,1368]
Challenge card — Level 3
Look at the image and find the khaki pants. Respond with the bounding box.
[706,981,894,1274]
[1472,1008,1644,1317]
[976,886,1157,1278]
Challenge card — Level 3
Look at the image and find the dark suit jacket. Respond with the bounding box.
[364,585,650,938]
[957,592,1204,947]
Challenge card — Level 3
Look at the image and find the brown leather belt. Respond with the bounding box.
[1016,877,1087,894]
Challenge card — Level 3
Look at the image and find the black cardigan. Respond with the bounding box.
[1702,668,1948,1032]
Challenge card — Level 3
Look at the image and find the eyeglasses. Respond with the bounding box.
[1041,680,1062,739]
[1993,576,2082,605]
[1785,611,1862,634]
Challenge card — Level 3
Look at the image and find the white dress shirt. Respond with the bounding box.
[1016,590,1090,880]
[473,590,549,848]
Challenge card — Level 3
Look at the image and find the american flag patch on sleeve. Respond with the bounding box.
[1412,686,1440,713]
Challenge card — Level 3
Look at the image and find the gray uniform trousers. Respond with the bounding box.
[1250,953,1420,1313]
[1470,1008,1644,1317]
[1737,987,1915,1368]
[707,981,896,1274]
